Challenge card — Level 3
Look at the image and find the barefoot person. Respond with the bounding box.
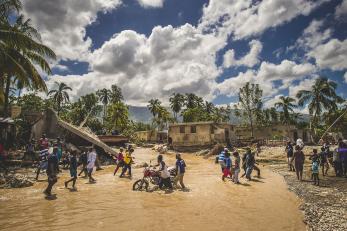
[174,153,186,189]
[285,141,294,171]
[156,154,172,190]
[222,152,232,181]
[120,148,134,178]
[319,147,329,176]
[293,145,305,181]
[113,148,125,176]
[232,152,240,184]
[312,157,320,186]
[65,150,78,190]
[35,147,49,180]
[87,147,97,183]
[78,150,88,177]
[44,147,59,196]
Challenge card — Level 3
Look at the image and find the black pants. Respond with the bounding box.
[45,176,57,195]
[78,164,87,176]
[159,177,172,189]
[120,164,131,177]
[333,161,342,176]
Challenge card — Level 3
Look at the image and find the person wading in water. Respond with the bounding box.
[65,150,78,190]
[44,147,59,196]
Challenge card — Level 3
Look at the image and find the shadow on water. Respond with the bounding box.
[45,194,57,200]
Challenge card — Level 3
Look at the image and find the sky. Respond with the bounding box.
[22,0,347,112]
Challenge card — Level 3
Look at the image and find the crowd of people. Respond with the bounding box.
[285,138,347,186]
[217,147,261,184]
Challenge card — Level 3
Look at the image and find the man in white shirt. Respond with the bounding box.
[87,147,97,183]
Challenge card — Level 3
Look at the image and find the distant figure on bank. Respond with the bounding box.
[87,147,97,183]
[156,154,172,190]
[285,141,294,171]
[44,147,59,196]
[24,139,35,161]
[338,139,347,177]
[78,150,88,177]
[309,149,319,180]
[312,158,320,186]
[319,147,329,176]
[332,148,342,177]
[293,145,305,181]
[174,153,186,189]
[114,148,125,176]
[222,152,232,181]
[35,147,49,180]
[65,150,78,190]
[232,152,240,184]
[120,148,134,178]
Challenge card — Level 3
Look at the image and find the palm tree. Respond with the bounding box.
[96,88,111,121]
[169,93,184,121]
[48,82,72,116]
[296,77,343,126]
[275,96,297,125]
[204,101,215,115]
[110,84,123,103]
[0,4,56,115]
[147,99,162,117]
[106,102,129,132]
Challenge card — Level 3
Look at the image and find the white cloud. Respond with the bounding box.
[137,0,165,8]
[199,0,327,40]
[292,20,332,51]
[308,38,347,71]
[46,24,223,105]
[335,0,347,18]
[217,60,316,98]
[22,0,121,61]
[223,40,262,68]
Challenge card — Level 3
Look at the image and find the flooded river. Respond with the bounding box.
[0,148,306,231]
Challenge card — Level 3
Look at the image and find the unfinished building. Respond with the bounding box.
[168,121,237,151]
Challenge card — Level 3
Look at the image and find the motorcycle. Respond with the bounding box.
[132,165,177,191]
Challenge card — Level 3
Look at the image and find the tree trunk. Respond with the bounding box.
[249,113,254,138]
[3,76,11,117]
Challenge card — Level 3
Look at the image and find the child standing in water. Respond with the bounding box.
[120,148,134,178]
[222,152,232,181]
[312,158,320,186]
[114,148,125,176]
[232,152,240,184]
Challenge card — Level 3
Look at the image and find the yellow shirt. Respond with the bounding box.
[124,153,132,165]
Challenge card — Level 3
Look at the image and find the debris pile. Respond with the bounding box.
[152,144,168,154]
[0,174,34,189]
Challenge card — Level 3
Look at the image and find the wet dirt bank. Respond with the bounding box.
[0,148,306,231]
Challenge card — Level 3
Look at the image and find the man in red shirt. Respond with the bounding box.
[39,134,49,150]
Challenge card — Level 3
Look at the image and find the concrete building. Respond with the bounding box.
[235,125,313,143]
[168,121,237,151]
[135,130,168,143]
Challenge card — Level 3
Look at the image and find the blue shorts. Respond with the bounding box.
[70,169,77,177]
[39,161,48,170]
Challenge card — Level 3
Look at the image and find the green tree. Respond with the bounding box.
[275,96,297,125]
[236,82,263,138]
[184,93,203,109]
[96,88,111,120]
[0,2,56,115]
[169,93,185,121]
[110,84,123,103]
[147,99,162,117]
[296,77,343,127]
[106,102,129,132]
[47,82,72,116]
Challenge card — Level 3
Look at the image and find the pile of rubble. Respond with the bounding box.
[0,173,34,189]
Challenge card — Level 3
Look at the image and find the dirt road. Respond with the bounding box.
[0,148,306,231]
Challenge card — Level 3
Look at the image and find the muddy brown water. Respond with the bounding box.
[0,148,306,231]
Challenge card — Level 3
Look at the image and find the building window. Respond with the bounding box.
[191,126,196,133]
[180,126,185,133]
[210,125,214,134]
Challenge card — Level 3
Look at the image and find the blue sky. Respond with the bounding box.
[23,0,347,110]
